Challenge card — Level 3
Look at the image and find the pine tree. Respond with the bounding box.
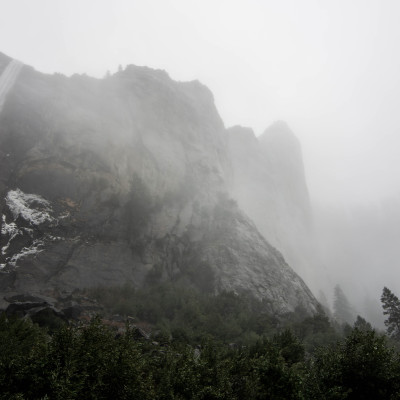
[317,290,331,315]
[333,285,355,325]
[381,286,400,340]
[354,315,372,332]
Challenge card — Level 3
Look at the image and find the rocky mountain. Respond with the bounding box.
[0,51,318,315]
[227,122,320,291]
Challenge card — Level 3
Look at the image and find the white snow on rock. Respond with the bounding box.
[0,191,59,268]
[5,189,54,225]
[1,214,21,254]
[1,213,20,236]
[7,239,44,267]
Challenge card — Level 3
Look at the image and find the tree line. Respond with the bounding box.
[0,285,399,399]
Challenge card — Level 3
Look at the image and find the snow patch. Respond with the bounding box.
[48,235,63,241]
[59,211,70,219]
[5,189,54,225]
[7,240,44,267]
[1,214,19,236]
[0,191,62,268]
[1,214,21,254]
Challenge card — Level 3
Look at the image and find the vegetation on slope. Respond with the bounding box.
[1,285,400,399]
[86,282,340,351]
[1,313,400,399]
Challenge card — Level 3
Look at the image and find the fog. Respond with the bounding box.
[2,0,400,325]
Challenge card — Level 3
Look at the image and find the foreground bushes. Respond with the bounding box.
[1,314,400,399]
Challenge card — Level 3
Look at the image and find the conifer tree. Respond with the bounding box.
[333,284,355,325]
[381,286,400,340]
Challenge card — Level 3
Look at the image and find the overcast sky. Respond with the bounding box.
[1,0,400,206]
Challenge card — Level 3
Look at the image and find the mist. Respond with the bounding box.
[2,0,400,325]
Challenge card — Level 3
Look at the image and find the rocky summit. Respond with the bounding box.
[0,52,318,315]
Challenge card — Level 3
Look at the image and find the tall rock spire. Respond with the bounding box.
[227,121,319,291]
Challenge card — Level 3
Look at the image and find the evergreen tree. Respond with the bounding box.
[333,284,355,325]
[381,286,400,340]
[317,290,332,316]
[353,315,372,332]
[305,328,400,399]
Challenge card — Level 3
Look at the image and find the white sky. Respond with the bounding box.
[1,0,400,206]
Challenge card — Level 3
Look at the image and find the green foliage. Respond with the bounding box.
[30,308,66,333]
[88,283,345,355]
[88,283,277,345]
[304,328,400,399]
[381,286,400,340]
[353,315,373,332]
[0,312,399,399]
[233,336,306,399]
[1,286,398,398]
[0,315,156,399]
[272,329,305,365]
[0,314,47,400]
[290,306,340,353]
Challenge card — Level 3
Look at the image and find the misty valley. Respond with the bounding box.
[1,50,400,399]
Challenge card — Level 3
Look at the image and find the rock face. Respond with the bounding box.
[0,52,318,314]
[227,122,320,290]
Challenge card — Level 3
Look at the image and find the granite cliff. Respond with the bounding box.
[227,122,320,291]
[0,52,318,315]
